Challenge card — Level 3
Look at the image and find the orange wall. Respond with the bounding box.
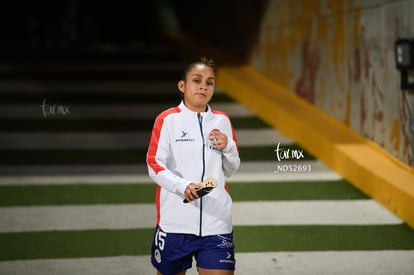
[250,0,414,166]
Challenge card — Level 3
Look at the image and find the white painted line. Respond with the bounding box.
[0,164,149,178]
[0,200,401,233]
[0,175,154,185]
[0,102,251,119]
[236,129,292,145]
[0,132,151,149]
[0,81,177,93]
[0,161,340,185]
[212,103,254,117]
[1,251,414,275]
[234,251,414,275]
[0,204,156,233]
[0,81,228,94]
[229,171,342,182]
[0,256,147,275]
[0,128,286,150]
[0,104,170,119]
[231,160,342,182]
[0,62,186,72]
[231,200,402,225]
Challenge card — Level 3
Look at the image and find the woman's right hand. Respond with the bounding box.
[184,182,202,202]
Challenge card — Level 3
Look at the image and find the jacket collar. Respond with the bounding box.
[179,101,212,120]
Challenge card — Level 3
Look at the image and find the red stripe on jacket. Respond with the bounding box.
[147,107,181,226]
[147,107,181,174]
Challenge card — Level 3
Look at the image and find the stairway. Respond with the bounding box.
[0,45,187,177]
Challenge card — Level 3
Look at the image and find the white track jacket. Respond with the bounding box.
[147,101,240,236]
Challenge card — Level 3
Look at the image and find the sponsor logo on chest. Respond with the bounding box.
[175,130,195,142]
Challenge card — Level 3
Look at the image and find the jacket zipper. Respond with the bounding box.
[197,112,205,237]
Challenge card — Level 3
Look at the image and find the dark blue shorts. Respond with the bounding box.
[151,226,235,275]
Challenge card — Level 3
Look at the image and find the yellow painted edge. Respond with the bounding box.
[217,65,414,228]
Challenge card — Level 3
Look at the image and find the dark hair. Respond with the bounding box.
[181,57,216,81]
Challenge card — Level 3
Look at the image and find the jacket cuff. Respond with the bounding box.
[222,138,236,154]
[177,180,192,195]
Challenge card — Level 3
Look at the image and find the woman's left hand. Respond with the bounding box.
[208,129,228,150]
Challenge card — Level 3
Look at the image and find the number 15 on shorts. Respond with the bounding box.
[155,228,167,250]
